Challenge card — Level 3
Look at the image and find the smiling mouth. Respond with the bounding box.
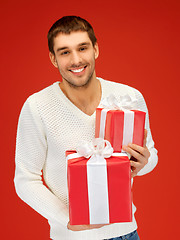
[69,66,87,73]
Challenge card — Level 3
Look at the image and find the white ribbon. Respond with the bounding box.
[99,94,137,111]
[77,138,112,224]
[98,94,137,150]
[67,138,128,224]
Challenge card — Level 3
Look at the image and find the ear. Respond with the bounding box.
[49,52,58,68]
[94,42,99,60]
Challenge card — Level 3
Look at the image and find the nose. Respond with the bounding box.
[70,51,82,66]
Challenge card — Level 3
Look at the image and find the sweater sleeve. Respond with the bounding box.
[134,90,158,176]
[14,95,69,226]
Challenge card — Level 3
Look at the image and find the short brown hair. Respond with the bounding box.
[47,16,97,54]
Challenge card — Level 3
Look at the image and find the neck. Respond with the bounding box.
[59,74,101,115]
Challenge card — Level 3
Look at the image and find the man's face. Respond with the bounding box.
[50,31,99,88]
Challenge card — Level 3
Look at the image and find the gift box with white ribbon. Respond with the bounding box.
[95,94,146,152]
[66,138,132,225]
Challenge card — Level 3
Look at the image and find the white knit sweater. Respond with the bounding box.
[14,78,158,240]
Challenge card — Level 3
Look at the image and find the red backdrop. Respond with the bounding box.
[1,0,180,239]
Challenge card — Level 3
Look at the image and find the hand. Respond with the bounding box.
[122,129,150,178]
[67,221,107,231]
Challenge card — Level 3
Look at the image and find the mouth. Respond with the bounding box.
[69,66,87,74]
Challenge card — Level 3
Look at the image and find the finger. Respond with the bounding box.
[128,143,149,158]
[130,161,139,178]
[131,171,137,178]
[130,160,139,168]
[131,168,138,178]
[123,145,144,161]
[123,146,140,160]
[89,224,107,229]
[128,143,144,154]
[143,129,147,148]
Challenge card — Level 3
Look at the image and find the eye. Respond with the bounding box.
[79,47,87,51]
[61,51,69,55]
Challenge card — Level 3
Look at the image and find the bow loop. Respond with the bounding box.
[100,94,137,110]
[76,138,113,159]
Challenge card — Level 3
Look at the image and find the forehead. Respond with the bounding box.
[53,31,92,51]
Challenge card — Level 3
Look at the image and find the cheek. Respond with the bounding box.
[90,54,96,66]
[86,53,95,65]
[56,59,68,70]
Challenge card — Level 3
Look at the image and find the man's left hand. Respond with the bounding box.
[122,129,150,178]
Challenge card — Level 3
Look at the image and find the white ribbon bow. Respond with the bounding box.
[99,94,137,110]
[76,138,114,160]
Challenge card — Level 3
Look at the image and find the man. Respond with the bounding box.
[14,16,158,240]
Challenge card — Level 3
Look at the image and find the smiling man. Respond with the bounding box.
[14,16,158,240]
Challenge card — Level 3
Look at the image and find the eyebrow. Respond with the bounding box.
[56,47,68,52]
[56,42,91,53]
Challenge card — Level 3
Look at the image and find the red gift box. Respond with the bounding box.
[95,108,146,152]
[66,149,132,225]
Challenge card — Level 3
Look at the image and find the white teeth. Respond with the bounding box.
[71,67,84,73]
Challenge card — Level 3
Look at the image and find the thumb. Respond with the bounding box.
[143,129,147,148]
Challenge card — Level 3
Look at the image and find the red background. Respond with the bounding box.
[1,0,180,239]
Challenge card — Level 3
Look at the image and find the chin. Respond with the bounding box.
[66,76,93,89]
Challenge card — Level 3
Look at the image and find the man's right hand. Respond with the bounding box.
[67,221,107,231]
